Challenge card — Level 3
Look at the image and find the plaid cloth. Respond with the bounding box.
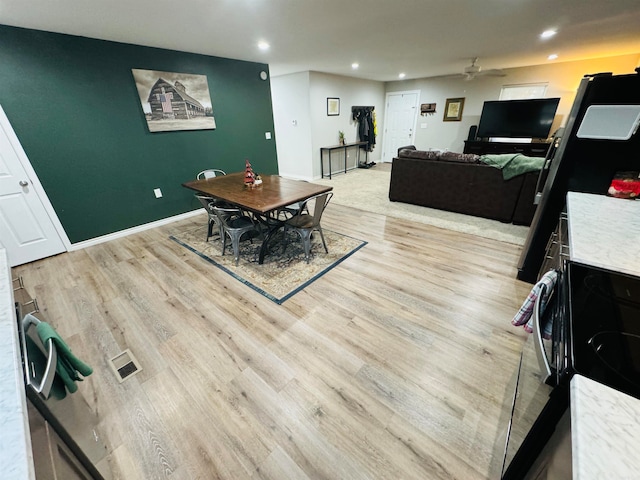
[512,269,558,339]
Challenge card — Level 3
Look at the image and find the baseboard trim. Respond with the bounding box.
[68,210,202,251]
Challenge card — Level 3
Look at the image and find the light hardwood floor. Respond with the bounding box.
[14,201,532,479]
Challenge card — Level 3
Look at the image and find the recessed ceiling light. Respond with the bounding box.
[258,41,270,51]
[540,29,557,39]
[398,72,406,79]
[548,54,559,60]
[352,63,359,69]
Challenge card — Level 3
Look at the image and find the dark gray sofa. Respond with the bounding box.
[389,146,538,225]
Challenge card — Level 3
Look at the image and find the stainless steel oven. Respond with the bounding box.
[499,266,569,480]
[499,262,640,479]
[15,298,111,480]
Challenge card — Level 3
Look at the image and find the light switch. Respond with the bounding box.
[154,188,162,198]
[265,132,272,139]
[420,123,428,129]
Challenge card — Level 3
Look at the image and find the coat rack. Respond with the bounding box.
[351,106,376,168]
[351,106,374,119]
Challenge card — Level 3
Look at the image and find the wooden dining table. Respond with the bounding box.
[182,173,333,263]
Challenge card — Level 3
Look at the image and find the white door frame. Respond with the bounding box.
[0,105,71,251]
[380,90,421,163]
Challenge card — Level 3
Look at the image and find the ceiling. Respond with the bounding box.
[2,0,640,82]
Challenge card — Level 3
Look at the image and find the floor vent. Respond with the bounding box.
[109,349,142,383]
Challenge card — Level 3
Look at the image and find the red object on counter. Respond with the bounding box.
[608,172,640,199]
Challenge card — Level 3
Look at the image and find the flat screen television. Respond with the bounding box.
[476,98,560,139]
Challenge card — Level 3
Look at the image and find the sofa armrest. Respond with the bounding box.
[397,145,416,156]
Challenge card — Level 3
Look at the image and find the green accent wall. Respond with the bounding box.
[0,25,277,243]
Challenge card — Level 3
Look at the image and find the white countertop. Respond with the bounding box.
[566,192,640,277]
[571,375,640,480]
[0,247,35,479]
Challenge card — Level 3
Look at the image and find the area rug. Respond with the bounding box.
[170,225,366,304]
[315,163,530,246]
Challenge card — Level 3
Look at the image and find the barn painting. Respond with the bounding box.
[132,69,216,132]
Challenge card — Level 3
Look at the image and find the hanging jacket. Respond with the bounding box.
[353,107,376,152]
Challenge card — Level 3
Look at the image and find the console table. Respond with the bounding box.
[463,140,551,157]
[320,141,368,179]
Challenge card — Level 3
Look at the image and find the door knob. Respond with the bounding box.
[19,180,29,186]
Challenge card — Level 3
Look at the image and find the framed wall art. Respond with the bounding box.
[327,97,340,116]
[420,103,437,116]
[132,69,216,132]
[443,97,465,122]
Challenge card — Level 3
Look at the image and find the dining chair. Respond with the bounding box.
[277,201,308,220]
[197,169,226,180]
[213,206,260,265]
[194,194,226,242]
[282,192,333,263]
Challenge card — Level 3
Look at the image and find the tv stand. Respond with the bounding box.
[463,140,551,157]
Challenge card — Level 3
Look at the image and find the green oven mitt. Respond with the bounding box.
[36,321,93,394]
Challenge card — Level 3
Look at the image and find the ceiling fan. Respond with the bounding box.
[460,57,506,80]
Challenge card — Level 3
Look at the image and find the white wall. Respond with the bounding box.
[272,71,385,180]
[271,71,312,179]
[385,53,640,152]
[308,72,385,178]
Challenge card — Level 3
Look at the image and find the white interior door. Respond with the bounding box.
[381,91,420,162]
[0,106,67,267]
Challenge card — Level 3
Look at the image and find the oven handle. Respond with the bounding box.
[22,313,58,399]
[532,284,553,382]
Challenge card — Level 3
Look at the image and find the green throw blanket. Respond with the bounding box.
[479,153,545,180]
[36,321,93,396]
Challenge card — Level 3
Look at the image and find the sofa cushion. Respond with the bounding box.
[396,148,481,164]
[439,151,481,164]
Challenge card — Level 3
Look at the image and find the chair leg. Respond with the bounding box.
[207,219,214,242]
[317,225,329,253]
[281,225,290,254]
[231,232,241,266]
[299,229,312,263]
[221,232,228,256]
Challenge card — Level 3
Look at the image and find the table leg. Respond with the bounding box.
[255,213,286,264]
[344,145,347,174]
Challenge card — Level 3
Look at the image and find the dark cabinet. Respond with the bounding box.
[28,401,95,480]
[523,410,572,480]
[497,328,556,478]
[464,140,551,157]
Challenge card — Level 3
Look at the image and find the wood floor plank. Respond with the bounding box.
[253,445,312,480]
[12,198,533,479]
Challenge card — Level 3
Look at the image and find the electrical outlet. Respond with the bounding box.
[265,132,272,139]
[154,188,162,198]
